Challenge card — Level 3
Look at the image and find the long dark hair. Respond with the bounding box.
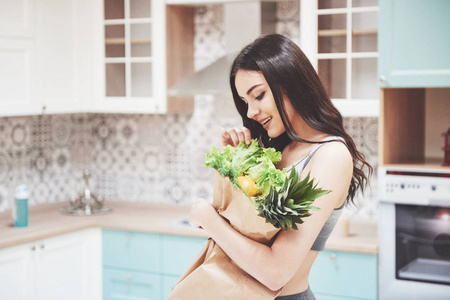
[229,34,372,204]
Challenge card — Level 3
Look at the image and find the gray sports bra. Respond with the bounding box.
[290,136,345,251]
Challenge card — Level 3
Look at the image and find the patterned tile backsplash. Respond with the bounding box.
[0,98,379,218]
[0,2,379,219]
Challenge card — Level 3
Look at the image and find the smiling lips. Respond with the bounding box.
[260,117,272,129]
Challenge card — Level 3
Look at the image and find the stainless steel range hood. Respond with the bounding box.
[168,2,276,96]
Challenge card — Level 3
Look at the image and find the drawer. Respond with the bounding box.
[161,235,207,276]
[103,229,161,273]
[103,267,161,300]
[309,251,378,300]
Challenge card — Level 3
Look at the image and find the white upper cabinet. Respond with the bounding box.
[0,0,102,116]
[0,0,41,116]
[90,0,167,114]
[0,0,35,37]
[35,0,103,115]
[0,0,167,116]
[300,0,379,117]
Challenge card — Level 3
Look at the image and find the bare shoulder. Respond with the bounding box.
[307,141,353,174]
[302,141,353,208]
[319,141,352,160]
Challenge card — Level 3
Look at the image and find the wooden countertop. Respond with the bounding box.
[0,201,378,254]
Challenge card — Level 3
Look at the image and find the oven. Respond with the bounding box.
[378,166,450,300]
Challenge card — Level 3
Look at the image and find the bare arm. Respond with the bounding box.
[190,142,353,291]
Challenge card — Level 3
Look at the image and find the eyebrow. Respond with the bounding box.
[246,84,264,95]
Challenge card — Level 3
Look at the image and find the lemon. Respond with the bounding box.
[237,176,258,197]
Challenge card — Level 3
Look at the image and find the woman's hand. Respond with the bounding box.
[219,127,252,148]
[189,198,218,229]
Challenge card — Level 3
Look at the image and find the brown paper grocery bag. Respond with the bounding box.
[167,171,282,300]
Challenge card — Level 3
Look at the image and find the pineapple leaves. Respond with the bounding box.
[254,168,331,231]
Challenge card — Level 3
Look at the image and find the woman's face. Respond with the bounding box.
[235,70,293,138]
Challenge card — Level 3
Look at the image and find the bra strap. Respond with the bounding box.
[302,137,346,169]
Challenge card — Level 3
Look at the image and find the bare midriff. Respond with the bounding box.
[278,250,320,296]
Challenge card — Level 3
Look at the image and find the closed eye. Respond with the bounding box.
[255,92,265,100]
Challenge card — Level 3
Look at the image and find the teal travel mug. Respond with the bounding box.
[14,185,29,227]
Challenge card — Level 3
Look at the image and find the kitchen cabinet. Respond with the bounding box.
[0,240,33,300]
[377,2,450,168]
[309,250,378,300]
[378,0,450,88]
[0,0,191,117]
[301,0,380,117]
[160,234,209,299]
[102,229,207,300]
[0,0,101,116]
[93,0,170,114]
[0,0,41,116]
[0,228,101,300]
[35,0,102,115]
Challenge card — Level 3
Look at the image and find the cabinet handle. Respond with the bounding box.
[330,253,336,261]
[379,75,386,83]
[40,244,45,250]
[30,246,36,251]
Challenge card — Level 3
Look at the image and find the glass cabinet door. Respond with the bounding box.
[302,0,379,116]
[103,0,163,112]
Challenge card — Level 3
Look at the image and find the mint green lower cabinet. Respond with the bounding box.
[162,275,181,300]
[102,229,207,300]
[161,235,208,276]
[103,268,161,300]
[309,250,378,300]
[103,229,161,273]
[161,235,208,297]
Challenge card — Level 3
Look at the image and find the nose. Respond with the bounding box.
[246,101,260,120]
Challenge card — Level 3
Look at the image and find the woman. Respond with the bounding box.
[189,34,372,299]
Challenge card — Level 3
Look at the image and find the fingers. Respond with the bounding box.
[242,127,252,145]
[219,126,252,147]
[219,127,232,148]
[228,128,241,147]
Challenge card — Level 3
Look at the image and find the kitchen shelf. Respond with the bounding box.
[104,57,153,63]
[166,0,246,5]
[379,88,450,170]
[104,18,153,25]
[317,6,379,15]
[105,38,151,45]
[318,29,377,37]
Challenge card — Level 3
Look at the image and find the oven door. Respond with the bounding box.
[379,201,450,300]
